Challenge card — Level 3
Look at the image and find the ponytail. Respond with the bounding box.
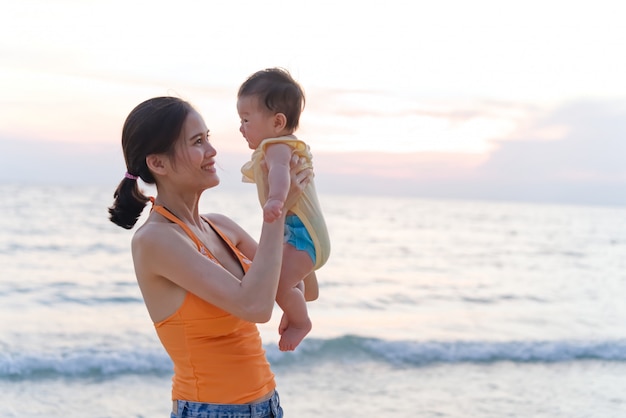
[108,176,150,229]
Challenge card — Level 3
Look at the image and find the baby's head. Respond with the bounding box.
[237,68,305,149]
[238,68,305,130]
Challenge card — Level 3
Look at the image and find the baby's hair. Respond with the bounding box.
[238,68,305,131]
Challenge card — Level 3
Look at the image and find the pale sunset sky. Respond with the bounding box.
[1,0,625,205]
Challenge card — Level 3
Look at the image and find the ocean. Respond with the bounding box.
[1,183,625,417]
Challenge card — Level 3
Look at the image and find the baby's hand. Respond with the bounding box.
[263,199,284,223]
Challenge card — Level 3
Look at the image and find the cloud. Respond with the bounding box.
[2,99,624,207]
[471,100,626,204]
[310,151,486,197]
[310,99,626,206]
[485,101,625,174]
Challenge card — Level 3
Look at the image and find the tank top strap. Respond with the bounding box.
[200,215,253,272]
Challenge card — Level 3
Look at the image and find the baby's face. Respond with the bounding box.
[237,96,275,150]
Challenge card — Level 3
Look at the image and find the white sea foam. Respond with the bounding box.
[4,336,626,381]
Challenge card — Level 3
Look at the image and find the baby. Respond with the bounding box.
[238,68,330,351]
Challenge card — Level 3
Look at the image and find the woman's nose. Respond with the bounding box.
[205,141,217,156]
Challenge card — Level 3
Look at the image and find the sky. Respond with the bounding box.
[1,0,626,206]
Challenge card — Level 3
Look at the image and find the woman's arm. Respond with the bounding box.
[132,158,313,324]
[133,216,284,323]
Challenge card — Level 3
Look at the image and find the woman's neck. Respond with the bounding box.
[153,189,203,226]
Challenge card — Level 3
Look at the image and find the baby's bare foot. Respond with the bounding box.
[278,318,312,351]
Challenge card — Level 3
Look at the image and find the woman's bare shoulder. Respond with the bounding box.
[133,218,173,241]
[204,212,236,227]
[131,219,188,256]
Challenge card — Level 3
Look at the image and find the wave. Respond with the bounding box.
[270,335,626,366]
[3,335,626,381]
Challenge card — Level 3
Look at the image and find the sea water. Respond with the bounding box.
[1,183,626,417]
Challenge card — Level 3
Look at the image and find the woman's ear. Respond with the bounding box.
[146,154,167,175]
[273,113,287,132]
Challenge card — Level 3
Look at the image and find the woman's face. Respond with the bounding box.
[172,111,219,189]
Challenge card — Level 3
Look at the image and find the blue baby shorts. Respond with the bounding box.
[284,214,316,265]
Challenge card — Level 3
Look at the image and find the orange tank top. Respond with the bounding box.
[151,205,276,403]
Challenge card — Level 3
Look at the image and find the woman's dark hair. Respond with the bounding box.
[238,67,305,131]
[108,96,194,229]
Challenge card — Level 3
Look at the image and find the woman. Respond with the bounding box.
[108,97,311,417]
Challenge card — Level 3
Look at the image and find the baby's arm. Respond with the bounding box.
[263,143,293,222]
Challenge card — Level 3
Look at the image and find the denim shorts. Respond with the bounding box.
[171,391,283,418]
[284,215,316,265]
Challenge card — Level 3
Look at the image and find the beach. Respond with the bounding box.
[1,183,625,417]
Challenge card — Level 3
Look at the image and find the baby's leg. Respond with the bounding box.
[276,243,314,351]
